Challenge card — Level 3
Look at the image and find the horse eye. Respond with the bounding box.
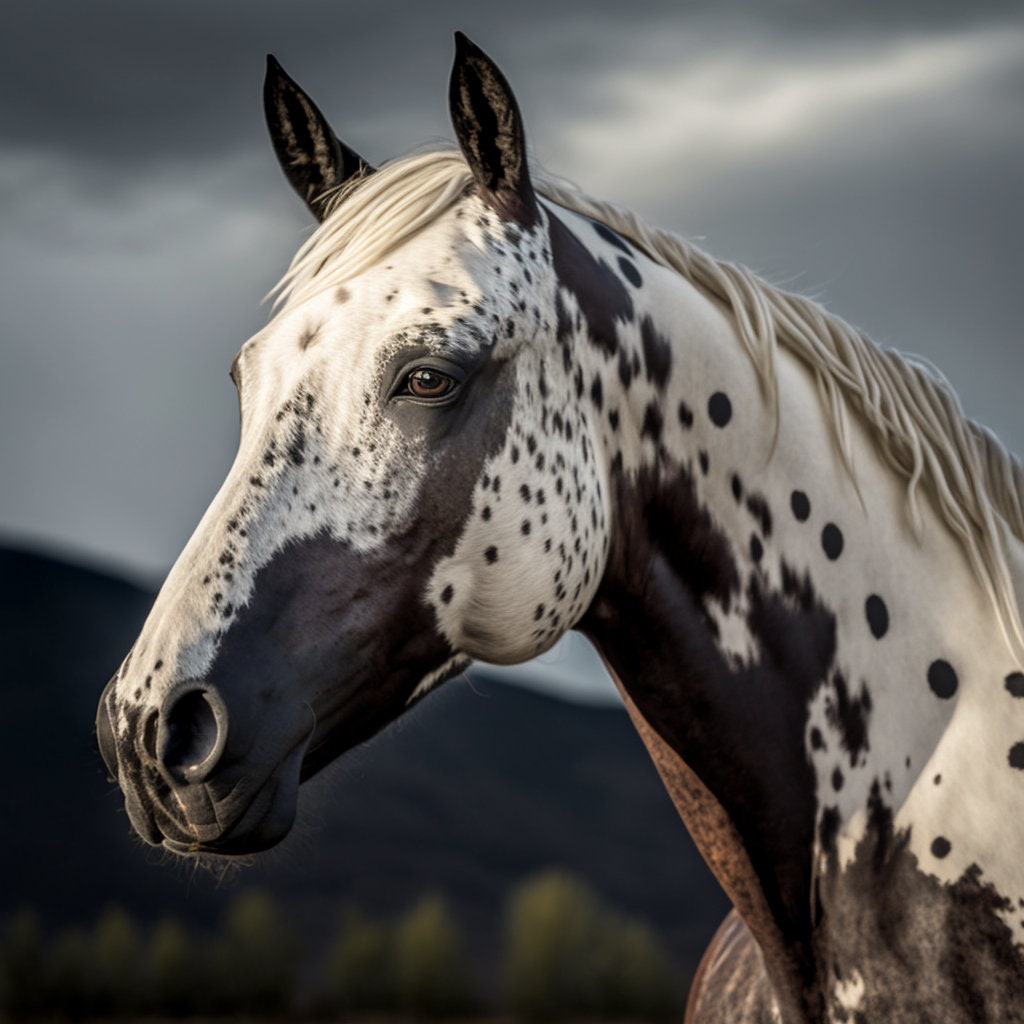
[405,367,456,399]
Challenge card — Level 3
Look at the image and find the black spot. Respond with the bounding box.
[866,595,889,639]
[677,401,693,428]
[1009,742,1024,769]
[482,506,492,521]
[821,523,844,560]
[750,534,763,563]
[298,323,321,351]
[521,520,531,535]
[511,445,520,464]
[708,392,732,427]
[485,546,498,564]
[608,409,620,431]
[641,402,663,442]
[441,584,454,604]
[617,349,633,388]
[931,836,951,858]
[928,659,958,699]
[791,490,811,522]
[731,474,743,502]
[287,424,306,466]
[534,604,545,621]
[698,451,709,475]
[746,495,772,537]
[810,727,825,751]
[640,316,671,390]
[618,257,642,287]
[1006,672,1024,697]
[832,767,844,791]
[593,221,631,254]
[825,671,872,766]
[590,375,603,411]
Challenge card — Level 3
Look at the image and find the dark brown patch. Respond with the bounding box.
[548,211,634,357]
[815,785,1024,1021]
[584,475,840,1017]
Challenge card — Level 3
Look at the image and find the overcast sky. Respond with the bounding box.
[2,1,1021,702]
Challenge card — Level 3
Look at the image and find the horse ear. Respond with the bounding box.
[263,55,375,221]
[448,33,539,228]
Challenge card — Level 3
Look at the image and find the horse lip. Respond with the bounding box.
[153,721,313,856]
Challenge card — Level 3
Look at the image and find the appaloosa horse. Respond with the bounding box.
[96,35,1024,1022]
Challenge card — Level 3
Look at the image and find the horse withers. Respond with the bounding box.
[97,35,1024,1023]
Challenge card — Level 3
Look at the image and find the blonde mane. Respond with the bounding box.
[274,148,1024,655]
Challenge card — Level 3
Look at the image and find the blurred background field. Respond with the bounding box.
[0,545,728,1020]
[3,877,683,1019]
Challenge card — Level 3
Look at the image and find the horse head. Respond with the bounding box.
[96,36,612,855]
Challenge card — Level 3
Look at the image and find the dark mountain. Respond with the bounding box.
[0,545,728,983]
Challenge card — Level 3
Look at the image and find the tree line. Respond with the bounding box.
[0,869,682,1020]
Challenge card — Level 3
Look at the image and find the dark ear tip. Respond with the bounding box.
[266,53,282,72]
[453,32,482,60]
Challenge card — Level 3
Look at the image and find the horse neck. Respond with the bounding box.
[577,256,1024,1016]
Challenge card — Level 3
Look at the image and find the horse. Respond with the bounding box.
[96,34,1024,1023]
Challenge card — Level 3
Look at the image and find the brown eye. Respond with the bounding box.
[406,367,456,399]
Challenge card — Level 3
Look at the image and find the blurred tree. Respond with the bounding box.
[503,869,680,1019]
[394,893,476,1016]
[321,907,397,1013]
[0,908,47,1018]
[603,920,678,1019]
[209,888,300,1014]
[47,926,94,1019]
[504,870,610,1018]
[93,905,144,1014]
[149,917,195,1016]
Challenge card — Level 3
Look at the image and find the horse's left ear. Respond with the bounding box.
[263,55,375,221]
[448,33,539,228]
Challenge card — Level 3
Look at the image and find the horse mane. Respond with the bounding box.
[273,148,1024,654]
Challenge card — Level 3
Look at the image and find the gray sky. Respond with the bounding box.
[2,1,1021,702]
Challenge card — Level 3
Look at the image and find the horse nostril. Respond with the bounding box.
[142,709,160,764]
[159,687,228,784]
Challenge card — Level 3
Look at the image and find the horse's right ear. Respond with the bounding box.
[263,55,375,221]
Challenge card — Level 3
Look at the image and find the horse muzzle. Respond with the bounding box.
[96,676,314,855]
